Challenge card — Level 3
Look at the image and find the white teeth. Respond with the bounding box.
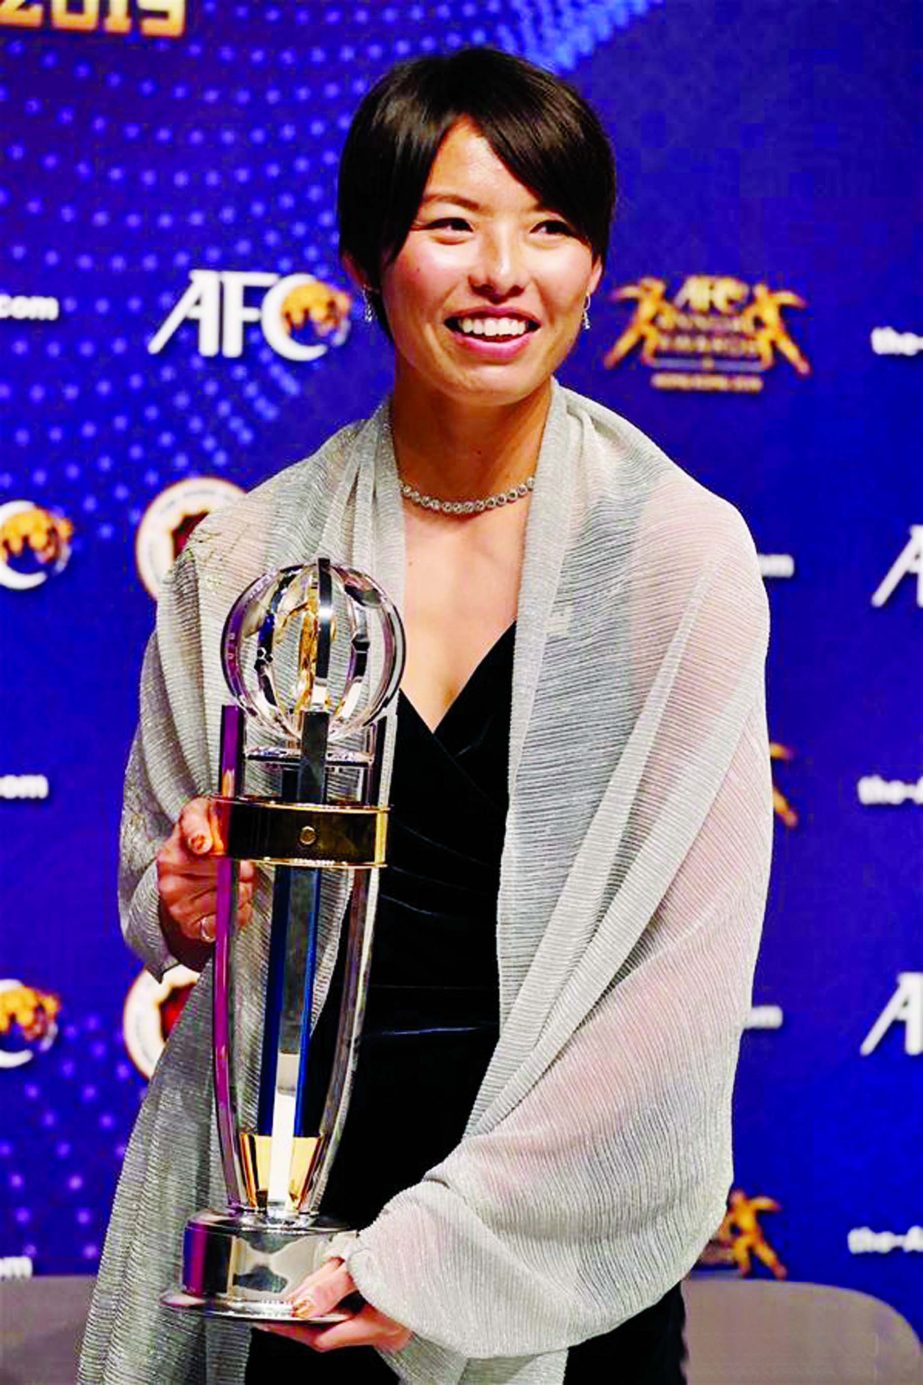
[455,316,529,338]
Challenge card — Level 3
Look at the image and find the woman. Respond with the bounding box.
[80,47,772,1385]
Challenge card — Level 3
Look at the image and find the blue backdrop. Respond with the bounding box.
[1,0,920,1342]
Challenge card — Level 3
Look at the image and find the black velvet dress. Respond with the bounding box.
[246,626,686,1382]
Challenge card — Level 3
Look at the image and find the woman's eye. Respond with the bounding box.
[429,217,471,232]
[536,219,574,235]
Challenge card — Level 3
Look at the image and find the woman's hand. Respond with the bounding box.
[256,1257,412,1354]
[156,796,255,971]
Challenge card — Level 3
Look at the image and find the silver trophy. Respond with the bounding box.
[163,557,404,1322]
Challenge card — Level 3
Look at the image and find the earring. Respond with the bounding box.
[362,288,376,324]
[583,295,591,331]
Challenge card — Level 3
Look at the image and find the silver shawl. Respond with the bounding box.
[79,381,772,1385]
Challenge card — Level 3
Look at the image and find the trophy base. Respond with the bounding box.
[162,1207,355,1323]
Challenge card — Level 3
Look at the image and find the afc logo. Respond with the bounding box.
[860,973,922,1056]
[149,270,352,363]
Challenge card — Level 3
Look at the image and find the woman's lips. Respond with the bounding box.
[444,317,539,359]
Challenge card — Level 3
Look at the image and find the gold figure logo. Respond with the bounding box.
[603,274,811,393]
[717,1189,788,1279]
[603,277,679,367]
[770,741,798,828]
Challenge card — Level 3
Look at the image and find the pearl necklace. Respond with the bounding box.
[399,474,535,516]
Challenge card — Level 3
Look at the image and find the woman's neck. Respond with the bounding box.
[389,370,552,501]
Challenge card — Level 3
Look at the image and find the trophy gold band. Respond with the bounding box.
[163,558,405,1322]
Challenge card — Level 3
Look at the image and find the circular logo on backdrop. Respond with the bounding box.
[271,274,352,360]
[0,501,73,591]
[122,965,198,1079]
[0,980,61,1069]
[135,477,244,599]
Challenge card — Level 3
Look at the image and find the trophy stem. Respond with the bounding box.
[265,868,319,1213]
[214,705,246,1208]
[301,724,382,1213]
[263,707,330,1215]
[300,871,373,1213]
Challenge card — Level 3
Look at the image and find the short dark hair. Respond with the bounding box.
[338,48,616,332]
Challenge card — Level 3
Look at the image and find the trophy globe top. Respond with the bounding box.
[220,559,404,761]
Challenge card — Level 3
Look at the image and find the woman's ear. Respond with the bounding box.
[588,258,604,297]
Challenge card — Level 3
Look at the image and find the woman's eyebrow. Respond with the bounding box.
[419,192,483,211]
[419,192,553,213]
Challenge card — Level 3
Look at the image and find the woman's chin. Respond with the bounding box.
[425,357,554,409]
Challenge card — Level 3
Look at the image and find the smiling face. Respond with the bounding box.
[375,119,602,408]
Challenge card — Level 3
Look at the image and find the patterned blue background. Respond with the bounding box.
[1,0,920,1343]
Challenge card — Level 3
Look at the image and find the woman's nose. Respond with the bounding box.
[469,230,525,300]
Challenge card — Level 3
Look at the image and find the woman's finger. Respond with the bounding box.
[254,1321,325,1347]
[254,1304,411,1354]
[285,1254,346,1299]
[164,890,253,940]
[163,869,251,913]
[157,834,216,880]
[164,878,216,912]
[288,1261,354,1319]
[178,798,213,855]
[181,913,215,943]
[310,1304,412,1353]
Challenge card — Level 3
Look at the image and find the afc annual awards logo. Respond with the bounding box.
[603,275,811,393]
[149,270,352,363]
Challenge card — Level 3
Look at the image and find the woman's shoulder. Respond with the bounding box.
[195,415,366,544]
[158,412,373,616]
[561,385,759,568]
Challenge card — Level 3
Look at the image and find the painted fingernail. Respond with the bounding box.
[190,832,210,853]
